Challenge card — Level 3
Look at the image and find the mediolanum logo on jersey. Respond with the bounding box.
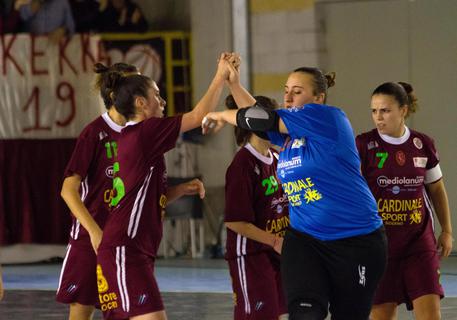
[278,156,302,170]
[105,165,114,178]
[377,175,424,188]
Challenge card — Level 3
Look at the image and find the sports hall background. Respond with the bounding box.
[0,0,457,262]
[0,0,456,260]
[0,1,456,319]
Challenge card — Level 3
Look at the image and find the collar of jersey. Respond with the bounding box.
[125,120,141,127]
[244,143,273,165]
[378,126,410,145]
[102,112,124,133]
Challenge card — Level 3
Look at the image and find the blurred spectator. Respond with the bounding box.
[97,0,148,33]
[0,0,23,34]
[18,0,75,43]
[69,0,100,33]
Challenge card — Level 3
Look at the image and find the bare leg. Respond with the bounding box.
[130,310,167,320]
[370,303,397,320]
[412,294,441,320]
[69,303,95,320]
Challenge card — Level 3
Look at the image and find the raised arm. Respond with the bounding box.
[201,106,288,135]
[226,61,257,108]
[180,53,231,133]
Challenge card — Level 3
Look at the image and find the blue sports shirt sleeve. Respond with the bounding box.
[267,130,286,146]
[276,104,339,143]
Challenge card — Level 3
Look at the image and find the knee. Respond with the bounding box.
[288,300,327,320]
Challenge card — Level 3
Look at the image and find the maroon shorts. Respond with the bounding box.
[97,246,164,319]
[56,242,99,306]
[373,250,444,310]
[228,252,287,320]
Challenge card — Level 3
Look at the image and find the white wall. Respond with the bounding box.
[136,0,456,247]
[318,0,457,237]
[190,0,237,188]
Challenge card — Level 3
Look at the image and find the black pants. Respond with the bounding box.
[281,227,387,320]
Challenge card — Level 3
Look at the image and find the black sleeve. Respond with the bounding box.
[236,104,280,132]
[253,131,270,140]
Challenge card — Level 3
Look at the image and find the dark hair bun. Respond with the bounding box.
[325,72,336,88]
[398,81,418,115]
[225,94,238,110]
[93,62,109,74]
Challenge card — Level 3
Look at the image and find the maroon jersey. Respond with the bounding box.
[356,127,441,258]
[225,143,289,260]
[64,112,123,243]
[99,116,181,257]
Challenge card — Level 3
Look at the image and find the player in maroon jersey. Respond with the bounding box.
[224,94,289,320]
[96,53,232,320]
[356,82,453,320]
[56,63,138,320]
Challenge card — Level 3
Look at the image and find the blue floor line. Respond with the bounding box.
[3,263,457,296]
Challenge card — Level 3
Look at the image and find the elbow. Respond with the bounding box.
[225,221,239,233]
[60,186,68,201]
[60,180,72,201]
[224,221,234,231]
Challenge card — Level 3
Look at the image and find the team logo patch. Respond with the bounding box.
[413,137,423,149]
[291,138,306,149]
[391,186,400,194]
[105,165,114,178]
[97,264,119,311]
[276,204,283,213]
[358,265,366,287]
[255,301,264,311]
[367,140,379,150]
[99,131,108,140]
[159,194,167,208]
[254,165,260,175]
[413,157,428,168]
[395,151,406,166]
[138,294,148,305]
[287,106,305,112]
[67,284,77,293]
[97,265,109,293]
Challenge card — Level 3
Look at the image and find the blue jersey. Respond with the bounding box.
[268,104,382,240]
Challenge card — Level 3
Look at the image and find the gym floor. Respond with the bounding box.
[1,257,457,319]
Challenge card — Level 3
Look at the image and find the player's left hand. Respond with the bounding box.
[180,178,205,199]
[202,112,226,135]
[437,231,453,258]
[273,236,283,254]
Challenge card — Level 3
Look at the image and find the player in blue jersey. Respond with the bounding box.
[202,63,387,320]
